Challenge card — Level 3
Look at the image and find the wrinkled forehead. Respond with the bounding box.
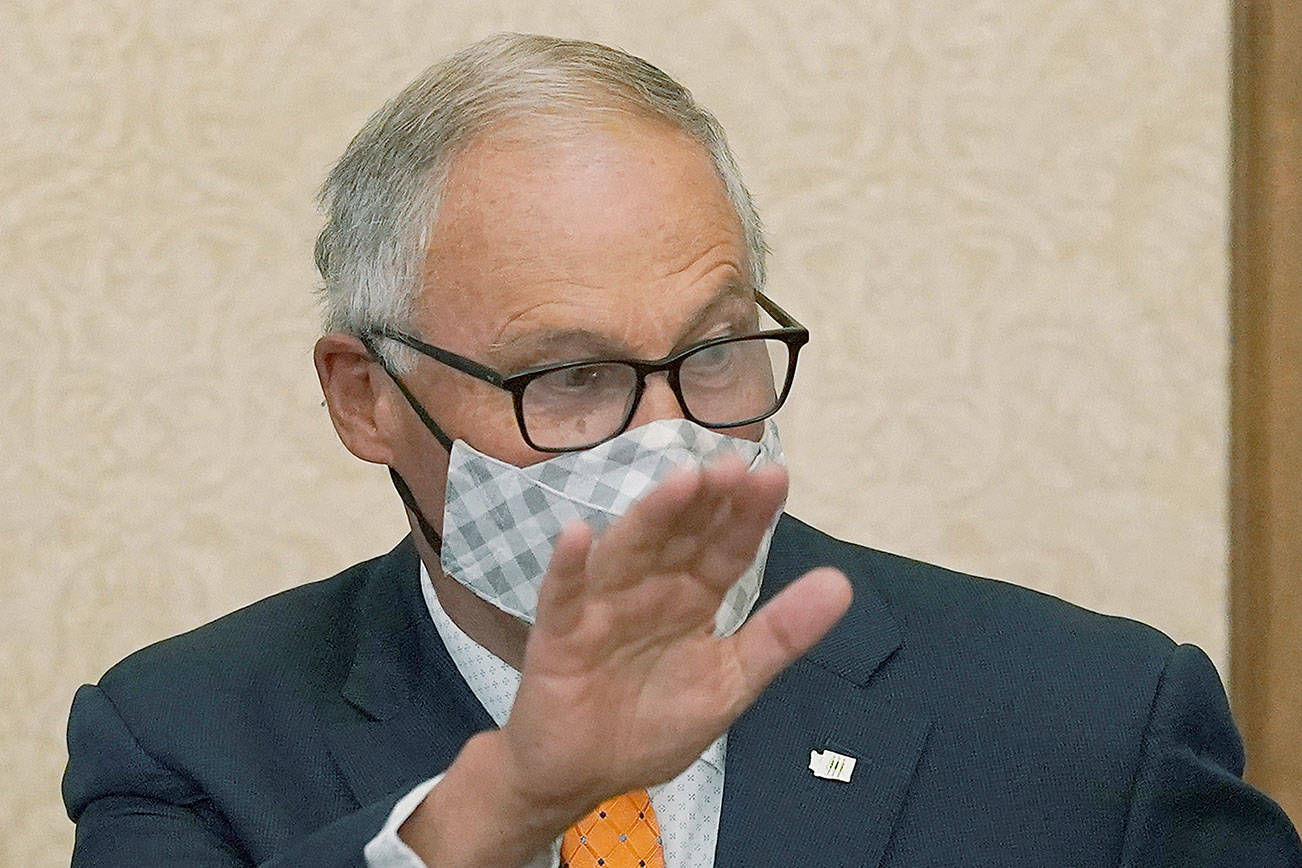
[412,115,750,352]
[428,108,739,246]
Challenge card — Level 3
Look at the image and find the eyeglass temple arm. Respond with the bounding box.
[755,290,804,330]
[358,334,456,452]
[374,330,506,386]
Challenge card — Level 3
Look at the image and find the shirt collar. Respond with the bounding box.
[419,562,726,773]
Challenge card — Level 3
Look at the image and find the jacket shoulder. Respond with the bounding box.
[95,540,415,713]
[777,513,1178,662]
[772,512,1190,745]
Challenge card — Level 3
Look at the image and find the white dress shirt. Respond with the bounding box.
[364,564,732,867]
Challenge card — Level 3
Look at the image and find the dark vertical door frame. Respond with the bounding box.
[1230,0,1302,826]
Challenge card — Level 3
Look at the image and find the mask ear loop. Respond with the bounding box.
[387,466,442,556]
[358,334,449,555]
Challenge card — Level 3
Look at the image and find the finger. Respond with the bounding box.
[642,456,751,571]
[682,453,750,522]
[595,456,776,591]
[618,464,706,543]
[533,520,594,636]
[727,568,853,707]
[588,460,736,585]
[691,462,789,586]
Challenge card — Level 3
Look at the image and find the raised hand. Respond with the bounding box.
[403,456,852,867]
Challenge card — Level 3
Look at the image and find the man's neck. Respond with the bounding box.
[412,530,529,671]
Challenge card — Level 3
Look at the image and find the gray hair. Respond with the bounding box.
[314,32,767,371]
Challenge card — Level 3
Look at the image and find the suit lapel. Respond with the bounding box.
[321,522,931,862]
[716,518,932,868]
[325,538,496,807]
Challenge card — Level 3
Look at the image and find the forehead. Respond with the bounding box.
[414,114,749,352]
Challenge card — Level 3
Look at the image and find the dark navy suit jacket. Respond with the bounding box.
[64,516,1302,866]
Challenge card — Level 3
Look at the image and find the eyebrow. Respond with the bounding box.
[487,283,756,370]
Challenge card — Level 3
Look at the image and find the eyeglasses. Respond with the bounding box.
[364,290,809,452]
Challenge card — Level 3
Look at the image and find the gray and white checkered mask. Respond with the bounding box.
[440,418,784,635]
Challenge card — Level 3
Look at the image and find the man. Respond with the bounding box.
[64,33,1301,867]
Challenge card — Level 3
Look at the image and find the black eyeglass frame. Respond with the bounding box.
[363,290,809,453]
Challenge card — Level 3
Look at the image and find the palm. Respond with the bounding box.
[501,456,852,810]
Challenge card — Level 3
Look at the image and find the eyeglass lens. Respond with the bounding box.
[519,336,790,450]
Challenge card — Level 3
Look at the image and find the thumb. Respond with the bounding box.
[728,568,853,705]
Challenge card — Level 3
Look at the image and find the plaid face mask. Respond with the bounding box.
[440,418,785,634]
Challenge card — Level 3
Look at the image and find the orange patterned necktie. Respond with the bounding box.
[559,789,665,868]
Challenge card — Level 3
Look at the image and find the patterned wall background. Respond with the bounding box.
[1,1,1228,862]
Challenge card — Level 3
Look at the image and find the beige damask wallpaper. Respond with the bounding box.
[2,1,1229,862]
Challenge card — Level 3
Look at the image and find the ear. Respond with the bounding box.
[314,333,396,465]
